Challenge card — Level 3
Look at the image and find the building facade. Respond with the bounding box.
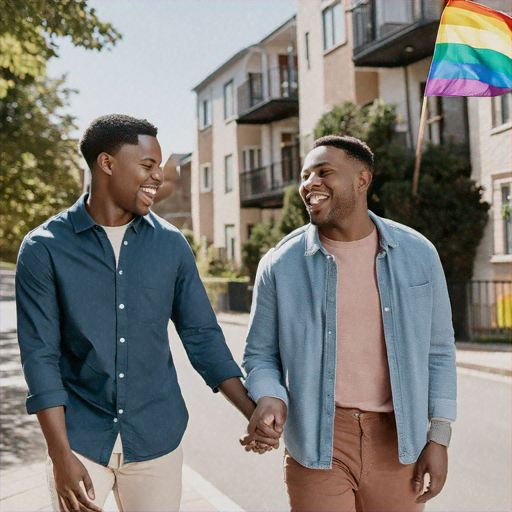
[152,153,193,230]
[192,17,299,264]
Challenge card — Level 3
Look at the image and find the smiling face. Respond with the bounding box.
[104,134,164,217]
[299,145,367,232]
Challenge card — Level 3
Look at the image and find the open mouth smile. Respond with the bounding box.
[139,185,158,204]
[306,192,330,209]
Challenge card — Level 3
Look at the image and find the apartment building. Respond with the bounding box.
[467,3,512,282]
[192,17,299,264]
[152,153,193,230]
[297,0,469,156]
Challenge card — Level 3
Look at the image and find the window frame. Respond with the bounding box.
[224,154,233,193]
[322,1,346,52]
[199,163,212,193]
[225,224,236,261]
[492,92,512,128]
[223,80,235,120]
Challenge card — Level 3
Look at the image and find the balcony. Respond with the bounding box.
[240,145,301,207]
[237,66,299,124]
[352,0,443,67]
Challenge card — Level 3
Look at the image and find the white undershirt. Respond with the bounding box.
[101,221,132,454]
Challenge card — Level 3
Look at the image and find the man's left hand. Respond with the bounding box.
[412,441,448,503]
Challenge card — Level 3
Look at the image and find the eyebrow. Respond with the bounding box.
[302,161,332,173]
[140,157,159,164]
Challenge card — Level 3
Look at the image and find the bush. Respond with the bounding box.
[313,101,489,279]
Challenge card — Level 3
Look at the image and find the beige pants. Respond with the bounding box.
[46,446,183,512]
[285,408,426,512]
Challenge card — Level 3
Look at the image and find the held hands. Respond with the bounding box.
[239,396,287,454]
[412,441,448,504]
[52,451,102,512]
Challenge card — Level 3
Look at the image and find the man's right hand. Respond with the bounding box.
[240,396,287,453]
[52,452,102,512]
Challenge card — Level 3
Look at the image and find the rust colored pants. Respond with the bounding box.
[285,407,426,512]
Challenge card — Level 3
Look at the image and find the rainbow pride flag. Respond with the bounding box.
[425,0,512,97]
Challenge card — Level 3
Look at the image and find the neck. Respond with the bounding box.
[86,183,135,227]
[318,208,374,242]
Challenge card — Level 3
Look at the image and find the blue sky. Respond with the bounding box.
[47,0,297,161]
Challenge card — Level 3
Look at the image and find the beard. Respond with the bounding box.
[309,187,357,228]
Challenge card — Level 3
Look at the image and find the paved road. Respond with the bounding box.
[173,321,512,512]
[1,297,510,511]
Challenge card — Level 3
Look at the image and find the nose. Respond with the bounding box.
[151,166,164,184]
[302,172,321,190]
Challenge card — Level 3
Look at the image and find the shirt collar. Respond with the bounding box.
[304,210,398,257]
[69,193,155,234]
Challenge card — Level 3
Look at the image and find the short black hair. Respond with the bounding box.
[312,135,374,174]
[79,114,158,169]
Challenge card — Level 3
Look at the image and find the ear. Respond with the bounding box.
[357,169,372,194]
[96,152,114,176]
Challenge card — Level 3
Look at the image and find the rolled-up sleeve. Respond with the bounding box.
[171,236,242,392]
[243,249,289,405]
[428,243,457,421]
[16,238,68,414]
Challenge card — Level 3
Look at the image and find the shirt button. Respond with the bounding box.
[120,338,126,343]
[93,225,100,231]
[123,241,128,246]
[384,307,390,312]
[119,373,125,379]
[118,409,124,415]
[328,331,332,335]
[119,304,125,309]
[119,270,123,275]
[113,418,118,423]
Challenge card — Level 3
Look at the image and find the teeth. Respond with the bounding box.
[141,187,156,196]
[309,194,328,205]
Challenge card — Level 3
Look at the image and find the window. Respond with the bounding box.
[242,147,261,171]
[223,80,234,119]
[502,184,511,255]
[305,32,310,70]
[200,98,211,129]
[224,154,233,193]
[492,92,512,127]
[322,2,345,51]
[225,225,236,261]
[200,163,211,193]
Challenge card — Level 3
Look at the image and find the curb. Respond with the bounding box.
[456,361,511,377]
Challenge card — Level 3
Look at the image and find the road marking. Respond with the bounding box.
[182,464,246,512]
[457,366,511,384]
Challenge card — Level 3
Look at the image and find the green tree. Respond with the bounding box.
[1,0,121,97]
[1,1,121,261]
[313,101,489,279]
[278,185,309,236]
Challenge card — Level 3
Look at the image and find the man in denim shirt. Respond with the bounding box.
[242,136,456,511]
[16,115,276,512]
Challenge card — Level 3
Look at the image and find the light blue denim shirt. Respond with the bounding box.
[243,212,457,468]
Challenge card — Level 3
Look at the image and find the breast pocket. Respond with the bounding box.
[137,271,173,323]
[408,282,432,299]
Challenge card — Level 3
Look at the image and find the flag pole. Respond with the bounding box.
[412,95,428,197]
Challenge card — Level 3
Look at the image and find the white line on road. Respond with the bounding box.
[457,366,511,384]
[182,464,246,512]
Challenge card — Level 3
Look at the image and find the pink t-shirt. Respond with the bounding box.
[320,226,393,412]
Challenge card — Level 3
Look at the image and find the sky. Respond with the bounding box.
[47,0,298,161]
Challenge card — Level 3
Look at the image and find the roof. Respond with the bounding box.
[192,15,296,92]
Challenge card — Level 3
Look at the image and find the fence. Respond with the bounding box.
[448,280,512,341]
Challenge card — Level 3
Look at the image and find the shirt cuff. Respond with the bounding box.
[207,360,243,393]
[427,418,452,447]
[26,389,68,415]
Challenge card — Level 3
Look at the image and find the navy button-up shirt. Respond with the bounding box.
[16,194,242,466]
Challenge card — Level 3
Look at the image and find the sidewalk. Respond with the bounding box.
[217,313,512,377]
[0,462,244,512]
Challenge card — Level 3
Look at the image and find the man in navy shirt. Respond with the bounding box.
[16,114,276,512]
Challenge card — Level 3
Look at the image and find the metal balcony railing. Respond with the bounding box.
[239,144,301,205]
[237,66,298,118]
[352,0,442,54]
[448,280,512,341]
